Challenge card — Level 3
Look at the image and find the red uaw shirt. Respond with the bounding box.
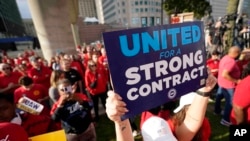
[85,68,108,95]
[0,71,22,93]
[14,84,50,115]
[28,65,52,90]
[0,122,29,141]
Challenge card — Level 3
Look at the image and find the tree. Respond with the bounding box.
[225,0,240,52]
[163,0,211,19]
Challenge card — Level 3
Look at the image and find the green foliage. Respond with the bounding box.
[163,0,211,19]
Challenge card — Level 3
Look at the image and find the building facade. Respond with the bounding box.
[101,0,169,28]
[22,19,37,37]
[0,0,25,37]
[78,0,98,18]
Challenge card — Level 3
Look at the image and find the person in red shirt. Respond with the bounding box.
[85,60,108,121]
[82,45,94,68]
[0,63,22,93]
[28,56,52,91]
[0,122,29,141]
[231,62,250,125]
[0,93,58,137]
[206,50,220,78]
[14,76,50,116]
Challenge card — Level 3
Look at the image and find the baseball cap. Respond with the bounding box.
[173,92,196,113]
[141,116,177,141]
[0,122,29,141]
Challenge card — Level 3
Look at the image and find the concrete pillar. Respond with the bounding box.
[27,0,79,61]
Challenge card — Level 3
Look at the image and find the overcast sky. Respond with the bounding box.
[16,0,32,19]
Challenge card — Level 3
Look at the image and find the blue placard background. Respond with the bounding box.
[103,21,207,120]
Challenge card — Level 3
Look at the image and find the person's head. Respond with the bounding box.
[211,50,220,60]
[100,47,106,56]
[172,92,196,125]
[50,70,65,87]
[29,56,40,69]
[241,62,250,79]
[87,60,97,72]
[0,63,12,76]
[60,58,71,71]
[57,79,73,97]
[228,46,241,59]
[19,76,33,90]
[92,53,99,63]
[86,45,93,54]
[0,93,15,123]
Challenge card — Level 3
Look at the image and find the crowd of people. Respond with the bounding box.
[0,44,110,141]
[1,32,250,141]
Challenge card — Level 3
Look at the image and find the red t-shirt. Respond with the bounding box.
[0,72,22,93]
[0,122,29,141]
[14,84,50,116]
[206,58,220,77]
[27,66,52,90]
[218,55,241,88]
[84,68,108,95]
[14,84,48,103]
[231,76,250,124]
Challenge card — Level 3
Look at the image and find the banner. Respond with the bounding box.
[103,21,207,119]
[29,130,66,141]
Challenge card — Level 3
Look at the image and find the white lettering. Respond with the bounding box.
[0,135,9,141]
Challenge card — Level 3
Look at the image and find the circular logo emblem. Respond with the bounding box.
[33,90,40,96]
[168,89,177,99]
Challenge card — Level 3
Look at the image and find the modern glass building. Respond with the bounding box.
[100,0,169,28]
[0,0,25,37]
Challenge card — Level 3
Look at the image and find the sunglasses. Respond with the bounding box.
[59,85,72,94]
[89,65,96,67]
[2,67,11,70]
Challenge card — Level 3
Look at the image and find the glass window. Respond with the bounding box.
[145,8,148,12]
[141,17,147,27]
[132,17,140,24]
[140,8,143,12]
[136,8,139,12]
[156,17,160,25]
[135,1,138,5]
[140,1,143,5]
[145,1,148,5]
[123,9,126,13]
[122,1,125,6]
[149,17,154,26]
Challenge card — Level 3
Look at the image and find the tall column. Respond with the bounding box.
[27,0,79,61]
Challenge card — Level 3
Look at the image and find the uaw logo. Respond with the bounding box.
[33,90,40,96]
[168,88,177,99]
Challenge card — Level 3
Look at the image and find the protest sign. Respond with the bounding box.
[103,21,207,119]
[29,130,66,141]
[17,96,44,115]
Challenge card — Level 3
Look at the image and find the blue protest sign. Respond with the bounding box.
[103,21,207,120]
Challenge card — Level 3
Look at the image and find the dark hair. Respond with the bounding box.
[241,62,250,79]
[0,93,14,104]
[19,76,33,86]
[211,50,220,55]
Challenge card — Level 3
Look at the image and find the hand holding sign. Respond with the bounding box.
[106,91,128,123]
[17,96,44,115]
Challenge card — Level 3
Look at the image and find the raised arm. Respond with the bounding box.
[105,91,134,141]
[175,71,217,141]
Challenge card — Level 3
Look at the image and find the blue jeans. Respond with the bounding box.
[214,86,234,122]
